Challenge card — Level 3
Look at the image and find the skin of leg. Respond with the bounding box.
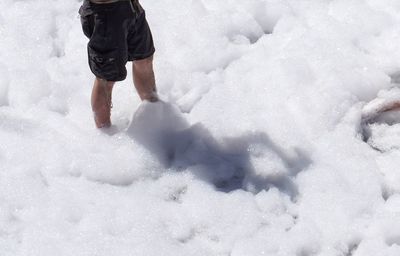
[380,101,400,113]
[132,55,158,102]
[91,78,115,128]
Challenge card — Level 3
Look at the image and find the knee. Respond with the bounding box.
[95,78,115,87]
[133,55,153,71]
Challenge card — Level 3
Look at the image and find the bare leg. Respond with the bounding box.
[362,98,400,122]
[132,55,158,102]
[379,101,400,112]
[91,78,115,128]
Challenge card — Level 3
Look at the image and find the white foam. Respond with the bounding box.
[1,0,400,255]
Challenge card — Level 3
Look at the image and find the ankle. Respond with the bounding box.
[141,91,158,102]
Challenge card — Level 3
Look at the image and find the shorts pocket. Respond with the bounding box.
[79,1,94,38]
[88,47,127,81]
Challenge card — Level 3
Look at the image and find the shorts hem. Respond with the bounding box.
[128,48,155,61]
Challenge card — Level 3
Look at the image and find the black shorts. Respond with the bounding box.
[79,0,155,81]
